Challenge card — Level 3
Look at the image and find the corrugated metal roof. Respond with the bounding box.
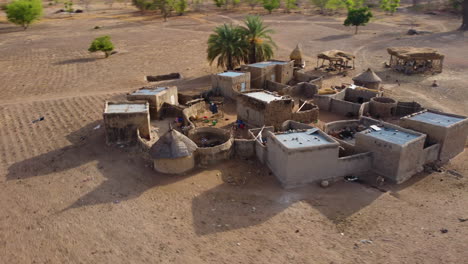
[245,92,283,103]
[106,103,147,113]
[408,111,465,127]
[131,87,167,95]
[363,127,419,145]
[248,61,288,68]
[275,129,334,149]
[218,72,245,77]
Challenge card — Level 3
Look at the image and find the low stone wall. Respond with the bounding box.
[265,80,290,94]
[337,152,372,177]
[422,143,441,164]
[233,139,256,159]
[291,102,319,124]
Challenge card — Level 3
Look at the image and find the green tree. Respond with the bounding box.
[6,0,43,30]
[344,6,372,34]
[174,0,187,15]
[285,0,297,13]
[207,24,249,70]
[89,36,115,58]
[240,15,276,63]
[132,0,156,12]
[380,0,399,15]
[262,0,279,14]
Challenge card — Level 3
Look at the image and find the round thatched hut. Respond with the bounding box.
[290,44,305,69]
[149,129,198,174]
[352,68,382,90]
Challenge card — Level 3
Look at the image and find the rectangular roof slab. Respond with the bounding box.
[363,127,419,145]
[247,61,288,68]
[131,87,167,96]
[245,91,283,103]
[275,129,334,149]
[106,103,148,114]
[408,111,465,127]
[218,72,245,77]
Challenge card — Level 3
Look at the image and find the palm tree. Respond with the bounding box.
[240,15,276,64]
[207,24,249,70]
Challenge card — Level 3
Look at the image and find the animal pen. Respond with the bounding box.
[316,50,355,72]
[387,47,444,74]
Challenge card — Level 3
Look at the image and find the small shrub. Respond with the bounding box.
[263,0,280,14]
[88,36,115,58]
[6,0,43,30]
[174,0,187,15]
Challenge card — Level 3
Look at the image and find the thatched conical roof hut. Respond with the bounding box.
[290,44,304,61]
[150,129,197,159]
[150,129,198,174]
[352,68,382,90]
[353,68,382,83]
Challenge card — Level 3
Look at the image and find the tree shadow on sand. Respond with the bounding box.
[54,58,99,65]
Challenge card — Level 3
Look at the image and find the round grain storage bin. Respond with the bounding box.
[352,68,382,90]
[189,127,233,165]
[149,129,198,174]
[369,97,397,118]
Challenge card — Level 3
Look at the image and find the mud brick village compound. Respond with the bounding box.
[101,46,467,189]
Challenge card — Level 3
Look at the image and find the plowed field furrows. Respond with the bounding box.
[0,93,122,167]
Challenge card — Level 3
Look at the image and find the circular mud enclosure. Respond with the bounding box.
[369,97,397,118]
[189,127,233,165]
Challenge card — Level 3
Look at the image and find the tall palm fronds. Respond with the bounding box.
[240,15,277,64]
[207,24,249,70]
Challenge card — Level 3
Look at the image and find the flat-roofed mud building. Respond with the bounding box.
[237,91,294,129]
[241,60,294,89]
[211,71,251,99]
[400,110,468,162]
[127,86,178,119]
[264,125,371,188]
[103,101,151,145]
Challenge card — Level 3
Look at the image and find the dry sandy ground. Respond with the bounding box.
[0,4,467,264]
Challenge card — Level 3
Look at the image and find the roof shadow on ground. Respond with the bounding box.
[191,162,386,236]
[54,58,99,65]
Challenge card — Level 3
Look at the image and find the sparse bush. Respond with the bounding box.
[174,0,187,15]
[262,0,279,14]
[213,0,225,7]
[64,1,74,12]
[285,0,297,13]
[132,0,156,11]
[380,0,400,15]
[88,36,115,58]
[6,0,43,30]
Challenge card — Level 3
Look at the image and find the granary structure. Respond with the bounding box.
[211,71,251,100]
[103,101,151,145]
[352,68,382,90]
[149,128,198,174]
[387,47,444,74]
[290,44,305,69]
[241,60,294,89]
[127,86,178,119]
[400,110,468,162]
